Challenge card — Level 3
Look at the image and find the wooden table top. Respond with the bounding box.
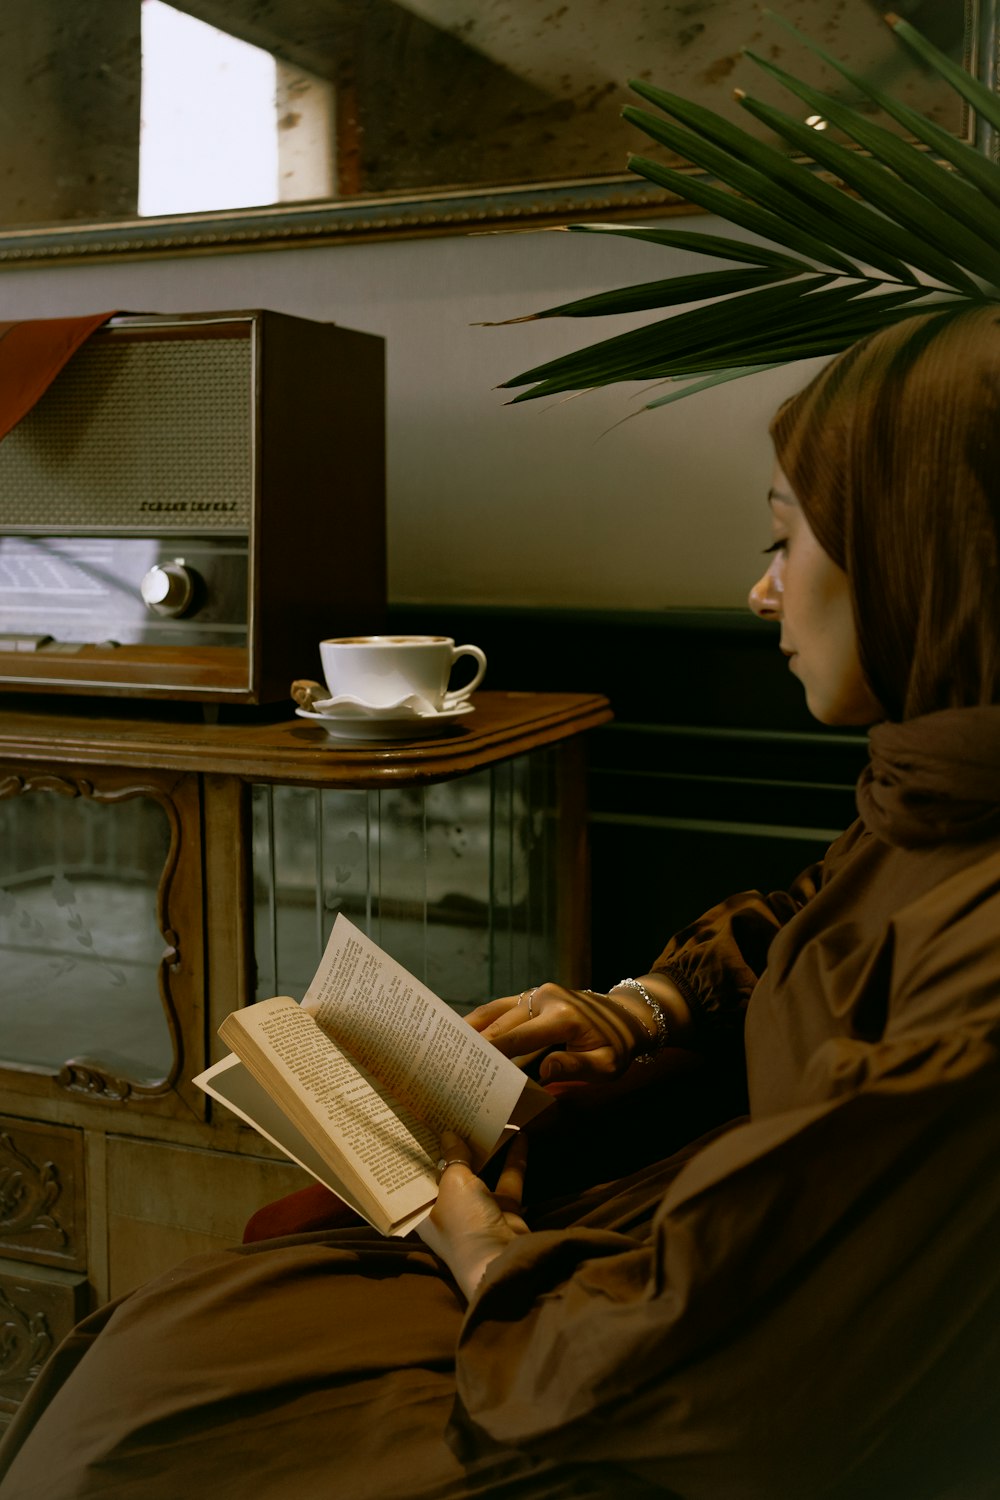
[0,690,612,787]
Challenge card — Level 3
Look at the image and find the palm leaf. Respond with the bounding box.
[762,11,1000,212]
[481,266,802,324]
[502,276,838,396]
[624,89,920,282]
[624,154,861,273]
[740,52,1000,287]
[501,16,1000,408]
[642,364,787,410]
[754,87,1000,254]
[733,90,985,294]
[502,280,935,403]
[631,287,939,379]
[887,13,1000,134]
[564,223,815,274]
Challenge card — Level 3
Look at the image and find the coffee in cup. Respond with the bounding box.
[319,635,487,711]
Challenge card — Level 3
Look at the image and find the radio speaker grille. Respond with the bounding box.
[0,339,253,531]
[0,309,385,702]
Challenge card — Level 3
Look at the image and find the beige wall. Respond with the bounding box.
[0,217,827,608]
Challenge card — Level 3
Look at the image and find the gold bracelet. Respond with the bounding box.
[611,978,670,1063]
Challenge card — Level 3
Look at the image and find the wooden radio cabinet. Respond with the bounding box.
[0,690,609,1423]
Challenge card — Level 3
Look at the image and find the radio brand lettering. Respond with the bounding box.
[139,501,239,513]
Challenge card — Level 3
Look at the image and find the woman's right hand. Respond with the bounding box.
[466,982,655,1082]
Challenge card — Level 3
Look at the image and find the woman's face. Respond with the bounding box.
[748,467,883,726]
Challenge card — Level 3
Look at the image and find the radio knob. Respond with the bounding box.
[140,560,195,617]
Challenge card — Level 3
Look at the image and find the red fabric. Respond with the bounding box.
[0,312,117,441]
[243,1182,359,1241]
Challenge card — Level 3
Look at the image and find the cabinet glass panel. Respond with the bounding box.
[252,753,556,1012]
[0,790,173,1080]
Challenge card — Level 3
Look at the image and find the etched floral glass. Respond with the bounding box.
[0,789,173,1081]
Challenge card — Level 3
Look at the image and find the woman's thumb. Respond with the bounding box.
[539,1049,587,1083]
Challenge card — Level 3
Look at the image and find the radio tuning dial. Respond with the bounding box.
[140,559,196,617]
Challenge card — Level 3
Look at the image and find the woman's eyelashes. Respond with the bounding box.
[762,539,788,556]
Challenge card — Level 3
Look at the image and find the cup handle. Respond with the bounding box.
[443,644,487,707]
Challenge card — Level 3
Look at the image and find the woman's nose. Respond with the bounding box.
[748,559,782,619]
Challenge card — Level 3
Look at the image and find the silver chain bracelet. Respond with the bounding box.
[611,978,670,1063]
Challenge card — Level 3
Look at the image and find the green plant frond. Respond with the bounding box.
[636,287,945,379]
[565,223,816,274]
[626,155,861,273]
[761,11,1000,212]
[627,68,1000,284]
[626,100,929,289]
[741,52,1000,289]
[499,16,1000,410]
[888,13,1000,134]
[623,102,918,284]
[511,267,802,321]
[845,140,1000,282]
[642,365,788,410]
[500,274,838,393]
[593,304,953,411]
[625,87,921,283]
[734,93,983,295]
[502,279,931,400]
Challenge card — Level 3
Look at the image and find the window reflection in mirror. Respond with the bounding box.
[0,0,974,232]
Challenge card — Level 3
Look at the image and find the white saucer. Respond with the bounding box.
[311,692,437,716]
[295,702,474,740]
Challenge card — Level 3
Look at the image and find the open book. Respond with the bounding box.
[193,915,551,1236]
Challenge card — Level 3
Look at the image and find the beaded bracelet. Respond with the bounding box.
[610,978,670,1063]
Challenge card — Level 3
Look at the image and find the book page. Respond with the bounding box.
[218,997,440,1233]
[193,1054,433,1237]
[302,915,547,1163]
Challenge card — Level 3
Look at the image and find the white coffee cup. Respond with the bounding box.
[319,635,487,712]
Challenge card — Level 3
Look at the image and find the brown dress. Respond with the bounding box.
[2,712,1000,1500]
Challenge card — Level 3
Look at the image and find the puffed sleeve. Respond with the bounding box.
[453,1014,1000,1498]
[651,819,867,1048]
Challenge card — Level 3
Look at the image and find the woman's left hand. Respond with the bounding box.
[416,1130,530,1299]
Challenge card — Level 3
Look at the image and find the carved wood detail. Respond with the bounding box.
[0,1286,51,1390]
[0,1132,67,1246]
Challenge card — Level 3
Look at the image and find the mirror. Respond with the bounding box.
[0,0,988,265]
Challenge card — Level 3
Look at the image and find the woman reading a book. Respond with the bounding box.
[3,307,1000,1500]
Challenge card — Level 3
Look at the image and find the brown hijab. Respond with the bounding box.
[770,305,1000,723]
[770,306,1000,846]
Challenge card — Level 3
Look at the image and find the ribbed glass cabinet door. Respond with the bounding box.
[252,753,557,1011]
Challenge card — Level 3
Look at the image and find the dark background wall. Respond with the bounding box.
[389,604,869,984]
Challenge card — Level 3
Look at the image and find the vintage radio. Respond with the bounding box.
[0,310,385,703]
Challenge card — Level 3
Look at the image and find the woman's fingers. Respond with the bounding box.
[537,1045,616,1083]
[436,1129,473,1175]
[482,985,570,1042]
[420,1131,530,1297]
[469,985,643,1079]
[479,1010,546,1054]
[494,1132,528,1211]
[464,995,519,1032]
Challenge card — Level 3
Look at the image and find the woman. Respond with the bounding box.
[3,306,1000,1500]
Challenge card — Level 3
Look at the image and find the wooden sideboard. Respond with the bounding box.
[0,690,610,1424]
